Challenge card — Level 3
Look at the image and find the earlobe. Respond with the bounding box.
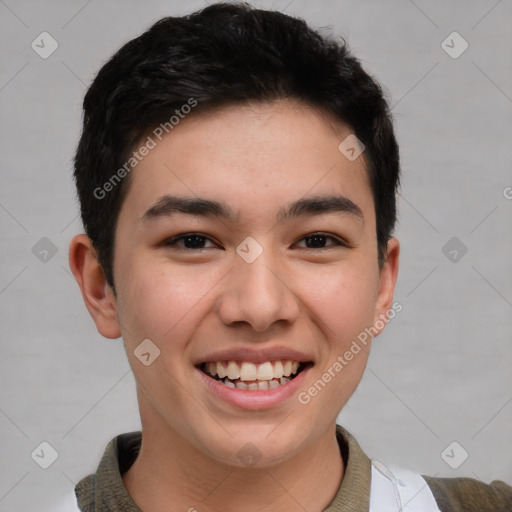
[372,237,400,336]
[68,234,121,339]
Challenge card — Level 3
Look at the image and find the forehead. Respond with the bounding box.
[119,100,374,224]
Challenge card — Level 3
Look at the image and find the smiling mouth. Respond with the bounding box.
[199,360,312,390]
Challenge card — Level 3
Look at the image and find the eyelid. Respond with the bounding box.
[293,232,349,249]
[161,231,349,250]
[162,233,221,249]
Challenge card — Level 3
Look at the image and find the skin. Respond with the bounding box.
[69,99,399,512]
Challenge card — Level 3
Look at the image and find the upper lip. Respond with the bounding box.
[194,347,314,366]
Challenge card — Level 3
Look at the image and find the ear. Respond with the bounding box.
[68,234,121,339]
[372,237,400,336]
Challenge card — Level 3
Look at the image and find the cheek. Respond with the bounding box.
[295,266,378,414]
[115,256,223,347]
[297,262,379,340]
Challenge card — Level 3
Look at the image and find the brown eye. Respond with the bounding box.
[163,233,217,250]
[295,233,346,249]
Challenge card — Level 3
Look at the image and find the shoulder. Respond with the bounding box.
[424,474,512,512]
[370,460,512,512]
[74,431,142,511]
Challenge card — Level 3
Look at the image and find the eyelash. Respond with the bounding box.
[162,232,348,251]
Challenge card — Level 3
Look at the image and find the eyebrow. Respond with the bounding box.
[140,194,364,223]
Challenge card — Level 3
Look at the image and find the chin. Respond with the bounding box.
[198,422,311,469]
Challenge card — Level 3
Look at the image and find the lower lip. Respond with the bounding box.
[197,366,312,411]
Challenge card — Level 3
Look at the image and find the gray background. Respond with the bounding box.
[1,0,511,510]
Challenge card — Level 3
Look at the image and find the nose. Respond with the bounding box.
[216,246,300,333]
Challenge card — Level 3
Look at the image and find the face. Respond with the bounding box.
[104,100,398,467]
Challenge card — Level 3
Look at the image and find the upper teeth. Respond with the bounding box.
[205,360,301,381]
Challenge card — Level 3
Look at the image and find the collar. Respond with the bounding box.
[75,424,372,511]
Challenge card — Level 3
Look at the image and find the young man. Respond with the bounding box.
[65,3,512,511]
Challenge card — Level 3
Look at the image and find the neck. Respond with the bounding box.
[123,409,344,512]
